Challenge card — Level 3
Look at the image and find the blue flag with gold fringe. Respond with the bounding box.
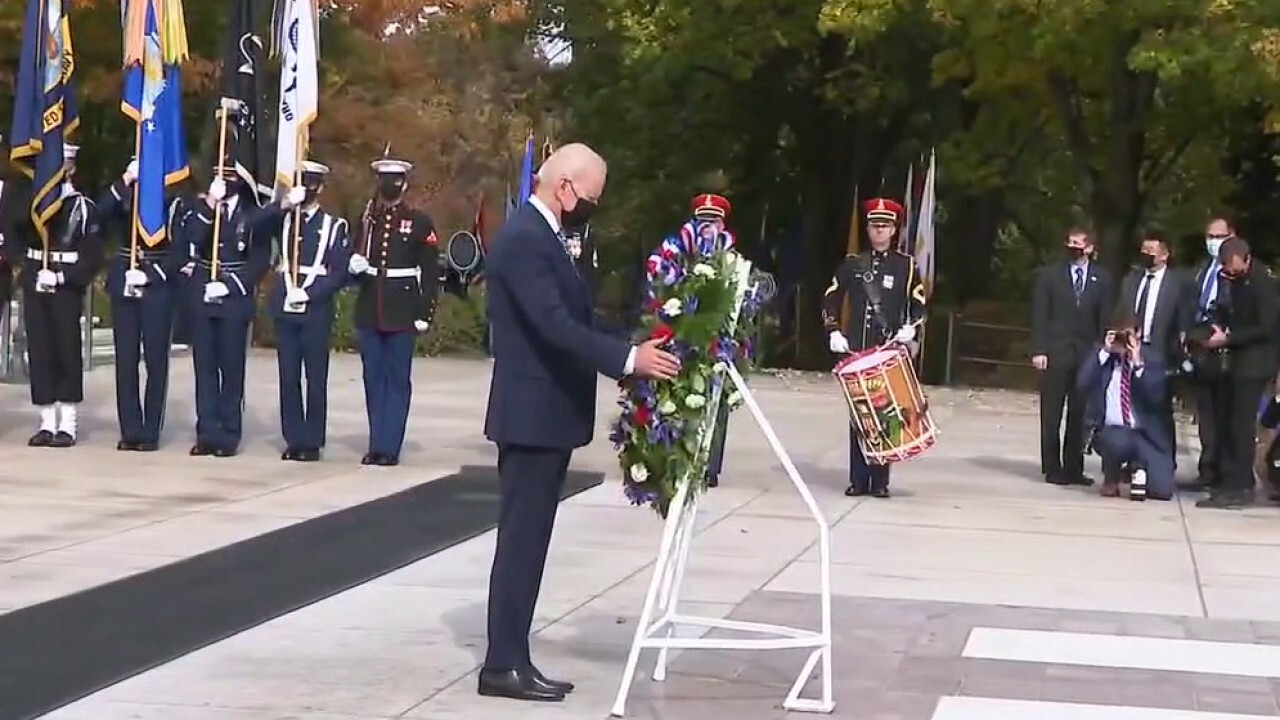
[121,0,190,247]
[8,0,79,246]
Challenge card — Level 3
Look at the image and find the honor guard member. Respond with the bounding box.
[692,193,736,488]
[184,162,275,457]
[258,162,351,461]
[347,150,441,466]
[11,144,105,446]
[822,197,926,497]
[98,158,193,450]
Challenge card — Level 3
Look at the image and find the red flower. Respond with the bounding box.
[650,324,675,343]
[633,404,651,425]
[648,297,662,311]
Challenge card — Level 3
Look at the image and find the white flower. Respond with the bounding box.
[629,463,650,483]
[684,394,707,409]
[692,263,716,278]
[658,399,678,415]
[713,361,729,374]
[727,391,743,406]
[662,298,683,316]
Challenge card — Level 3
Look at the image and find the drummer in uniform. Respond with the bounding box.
[258,161,351,461]
[691,192,736,488]
[821,197,926,497]
[347,149,441,466]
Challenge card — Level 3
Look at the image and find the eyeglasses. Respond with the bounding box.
[1206,233,1232,240]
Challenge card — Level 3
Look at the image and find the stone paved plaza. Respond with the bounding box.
[4,352,1280,719]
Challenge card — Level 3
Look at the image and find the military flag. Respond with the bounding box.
[8,0,79,246]
[271,0,319,190]
[517,133,534,202]
[897,163,914,254]
[121,0,191,247]
[219,0,271,201]
[914,149,937,299]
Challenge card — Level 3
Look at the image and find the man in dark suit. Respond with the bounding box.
[1078,311,1175,500]
[1118,229,1189,455]
[1192,237,1279,509]
[1030,228,1115,486]
[480,143,679,702]
[1183,217,1233,491]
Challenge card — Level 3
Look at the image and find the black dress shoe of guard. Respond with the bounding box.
[870,486,890,498]
[117,440,140,451]
[297,448,321,462]
[361,452,379,465]
[213,446,238,458]
[282,448,300,461]
[190,443,215,456]
[477,668,565,702]
[28,430,54,447]
[375,454,399,466]
[527,665,574,693]
[50,431,75,447]
[845,485,868,497]
[135,441,159,452]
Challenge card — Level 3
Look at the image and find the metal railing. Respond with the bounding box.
[941,311,1034,388]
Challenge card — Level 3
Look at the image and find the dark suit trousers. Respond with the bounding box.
[485,443,572,671]
[1194,380,1226,484]
[1220,376,1268,493]
[1038,356,1087,478]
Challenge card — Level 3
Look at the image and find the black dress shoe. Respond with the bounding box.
[361,452,379,465]
[870,486,890,498]
[135,441,159,452]
[50,431,75,447]
[375,454,399,466]
[705,475,719,488]
[1045,473,1069,485]
[282,448,300,461]
[117,440,139,451]
[527,665,574,693]
[1196,490,1252,509]
[213,447,238,458]
[190,443,215,456]
[297,448,321,462]
[1067,474,1095,486]
[477,668,564,702]
[1178,477,1213,492]
[28,430,54,447]
[845,485,867,497]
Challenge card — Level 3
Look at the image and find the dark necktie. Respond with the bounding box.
[1119,357,1133,427]
[1198,262,1219,318]
[1135,272,1153,338]
[1073,267,1084,303]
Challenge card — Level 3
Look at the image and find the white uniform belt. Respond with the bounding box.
[278,263,328,276]
[381,267,420,279]
[27,248,78,263]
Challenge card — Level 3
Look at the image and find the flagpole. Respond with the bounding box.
[129,124,141,271]
[210,101,233,276]
[289,132,303,288]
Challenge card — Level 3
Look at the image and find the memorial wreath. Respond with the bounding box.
[611,219,763,517]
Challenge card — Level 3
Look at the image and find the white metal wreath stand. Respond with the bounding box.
[610,360,835,715]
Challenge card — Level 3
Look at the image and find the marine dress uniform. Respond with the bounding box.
[821,198,925,497]
[6,144,105,446]
[97,159,193,450]
[258,162,351,461]
[183,170,274,457]
[347,154,441,466]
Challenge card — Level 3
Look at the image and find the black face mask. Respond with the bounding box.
[302,184,322,204]
[1138,253,1157,269]
[1067,246,1086,260]
[377,177,404,201]
[562,198,596,228]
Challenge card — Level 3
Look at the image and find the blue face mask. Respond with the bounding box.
[1206,236,1228,258]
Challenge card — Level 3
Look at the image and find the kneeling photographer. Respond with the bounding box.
[1078,310,1174,500]
[1185,238,1278,509]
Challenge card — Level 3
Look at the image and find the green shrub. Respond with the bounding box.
[252,286,488,357]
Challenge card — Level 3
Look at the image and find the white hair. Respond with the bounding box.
[535,142,606,185]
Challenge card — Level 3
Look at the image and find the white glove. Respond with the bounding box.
[123,159,139,184]
[828,331,850,354]
[286,287,309,305]
[414,320,430,332]
[348,254,370,275]
[284,186,306,208]
[125,269,148,287]
[37,269,58,288]
[204,281,229,299]
[208,178,226,202]
[894,324,917,344]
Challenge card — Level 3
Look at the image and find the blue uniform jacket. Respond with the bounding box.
[254,202,352,322]
[183,194,274,319]
[96,180,191,298]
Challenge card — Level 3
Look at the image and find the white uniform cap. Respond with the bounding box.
[370,158,412,175]
[301,161,330,175]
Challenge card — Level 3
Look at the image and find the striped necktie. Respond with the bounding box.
[1119,357,1133,427]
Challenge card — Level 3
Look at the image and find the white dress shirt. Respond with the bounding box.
[527,196,637,376]
[1133,265,1166,342]
[1098,349,1143,428]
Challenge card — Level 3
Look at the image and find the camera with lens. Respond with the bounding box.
[1185,301,1231,377]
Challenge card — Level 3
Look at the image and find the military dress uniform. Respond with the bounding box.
[690,193,735,488]
[260,162,352,461]
[6,144,105,446]
[348,154,440,466]
[822,198,926,497]
[183,172,274,456]
[98,161,193,450]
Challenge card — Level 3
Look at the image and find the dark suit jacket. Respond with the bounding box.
[1119,265,1190,362]
[1216,262,1280,380]
[1030,261,1115,367]
[483,202,631,449]
[1077,345,1174,491]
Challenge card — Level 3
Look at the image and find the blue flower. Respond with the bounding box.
[651,418,681,448]
[624,482,658,507]
[609,420,627,449]
[684,295,700,314]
